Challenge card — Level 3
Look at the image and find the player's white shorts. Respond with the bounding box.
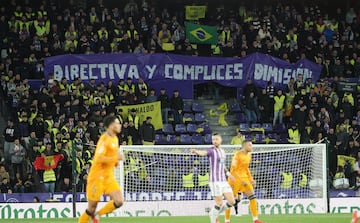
[209,181,232,197]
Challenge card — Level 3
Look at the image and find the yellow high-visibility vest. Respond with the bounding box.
[128,115,140,130]
[198,173,209,186]
[286,34,298,42]
[274,95,285,111]
[316,24,325,33]
[280,172,293,189]
[124,84,136,93]
[288,128,300,144]
[44,120,53,132]
[43,169,56,182]
[304,21,314,30]
[34,24,47,36]
[299,173,307,188]
[182,173,194,188]
[330,22,338,31]
[98,29,109,39]
[127,29,138,40]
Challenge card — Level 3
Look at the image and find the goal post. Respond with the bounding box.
[117,144,328,215]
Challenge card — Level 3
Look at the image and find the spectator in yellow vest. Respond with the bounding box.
[273,90,285,126]
[288,123,300,144]
[128,108,140,130]
[230,130,245,145]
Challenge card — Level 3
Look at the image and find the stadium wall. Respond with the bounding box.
[1,198,359,219]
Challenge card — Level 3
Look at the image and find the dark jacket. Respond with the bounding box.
[139,122,155,143]
[170,96,183,110]
[157,94,170,109]
[3,125,20,142]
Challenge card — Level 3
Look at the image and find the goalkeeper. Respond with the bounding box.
[225,140,264,223]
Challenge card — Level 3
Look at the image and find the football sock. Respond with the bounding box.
[213,204,221,216]
[225,208,231,221]
[219,202,233,214]
[78,209,92,223]
[234,199,240,214]
[98,200,117,216]
[248,195,258,221]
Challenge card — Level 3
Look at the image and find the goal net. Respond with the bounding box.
[116,144,328,215]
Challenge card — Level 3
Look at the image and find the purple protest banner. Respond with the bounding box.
[44,53,322,99]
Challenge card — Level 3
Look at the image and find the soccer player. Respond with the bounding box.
[225,140,265,223]
[78,116,124,223]
[352,205,359,223]
[191,133,235,223]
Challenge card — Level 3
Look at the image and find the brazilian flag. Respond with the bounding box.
[185,22,218,45]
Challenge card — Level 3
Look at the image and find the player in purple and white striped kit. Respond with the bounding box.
[191,133,236,223]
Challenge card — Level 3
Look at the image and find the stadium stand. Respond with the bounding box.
[0,0,358,198]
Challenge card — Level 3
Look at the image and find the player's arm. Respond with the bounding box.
[248,155,255,184]
[190,149,207,156]
[246,167,254,181]
[227,152,239,183]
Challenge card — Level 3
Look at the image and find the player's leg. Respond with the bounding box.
[222,191,236,223]
[243,189,264,223]
[352,209,359,223]
[234,192,242,215]
[79,182,102,223]
[97,190,124,216]
[209,195,223,223]
[225,182,241,222]
[220,191,235,214]
[98,179,123,216]
[239,178,264,223]
[78,200,98,223]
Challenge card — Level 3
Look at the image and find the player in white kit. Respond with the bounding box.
[191,133,235,223]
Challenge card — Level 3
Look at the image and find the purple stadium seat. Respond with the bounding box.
[162,123,174,134]
[275,123,287,133]
[244,134,252,141]
[180,134,191,144]
[191,133,204,144]
[229,102,241,113]
[175,124,187,134]
[239,123,250,132]
[267,133,278,140]
[235,113,246,123]
[199,123,212,134]
[251,123,262,128]
[279,133,288,143]
[155,134,166,144]
[204,134,212,144]
[183,102,192,113]
[183,113,195,122]
[186,123,197,134]
[192,103,204,113]
[194,113,206,123]
[166,135,177,144]
[255,133,265,143]
[262,123,273,132]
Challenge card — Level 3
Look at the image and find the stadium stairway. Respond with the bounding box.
[193,98,238,144]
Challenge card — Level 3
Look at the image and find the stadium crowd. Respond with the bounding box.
[0,0,359,194]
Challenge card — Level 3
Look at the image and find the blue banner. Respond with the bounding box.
[44,53,321,99]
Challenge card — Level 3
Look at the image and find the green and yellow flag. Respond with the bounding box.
[185,6,206,20]
[185,22,218,45]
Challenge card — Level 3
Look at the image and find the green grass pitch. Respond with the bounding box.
[0,214,351,223]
